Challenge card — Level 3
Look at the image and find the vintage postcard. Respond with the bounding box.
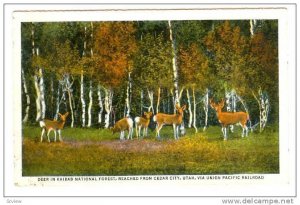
[3,3,296,198]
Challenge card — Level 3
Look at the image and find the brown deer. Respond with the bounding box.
[111,117,134,140]
[210,99,249,140]
[153,104,186,140]
[135,112,153,139]
[39,112,69,142]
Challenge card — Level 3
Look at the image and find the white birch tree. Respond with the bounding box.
[21,68,30,123]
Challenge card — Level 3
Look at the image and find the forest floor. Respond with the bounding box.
[22,125,279,176]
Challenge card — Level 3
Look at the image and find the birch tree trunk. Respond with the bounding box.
[252,89,270,132]
[125,72,131,117]
[168,20,187,136]
[225,89,236,132]
[38,66,46,119]
[80,70,86,127]
[192,87,198,133]
[168,20,180,105]
[34,76,41,121]
[21,68,30,123]
[186,88,193,128]
[81,26,87,127]
[54,82,61,120]
[147,89,154,114]
[68,89,74,128]
[97,84,103,125]
[31,25,42,122]
[64,74,74,128]
[87,80,93,127]
[156,87,161,114]
[104,88,113,128]
[140,90,143,115]
[203,88,209,131]
[250,19,257,37]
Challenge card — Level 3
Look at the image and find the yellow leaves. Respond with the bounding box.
[94,22,137,88]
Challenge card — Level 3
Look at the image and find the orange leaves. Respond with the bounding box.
[94,22,137,88]
[178,43,209,89]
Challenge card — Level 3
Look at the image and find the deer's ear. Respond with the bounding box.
[181,105,186,110]
[175,104,181,109]
[220,99,225,108]
[149,112,153,116]
[58,113,62,117]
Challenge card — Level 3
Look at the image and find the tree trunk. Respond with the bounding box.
[36,48,46,120]
[80,70,86,127]
[186,88,193,128]
[67,89,74,128]
[97,84,103,125]
[147,89,154,114]
[192,87,198,133]
[34,75,41,121]
[253,89,270,132]
[21,68,30,123]
[156,87,161,114]
[54,82,61,120]
[203,88,209,131]
[250,19,257,37]
[104,88,113,128]
[140,90,143,115]
[87,80,93,127]
[64,74,74,128]
[125,72,131,117]
[168,21,186,138]
[168,20,180,105]
[225,89,236,132]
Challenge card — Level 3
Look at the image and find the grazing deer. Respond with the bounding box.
[153,104,186,140]
[210,99,249,140]
[39,112,69,142]
[135,112,153,139]
[111,117,134,140]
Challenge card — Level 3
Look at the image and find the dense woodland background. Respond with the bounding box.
[21,20,278,132]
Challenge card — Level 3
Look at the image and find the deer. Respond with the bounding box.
[153,104,186,140]
[135,112,153,139]
[39,112,69,142]
[111,117,134,140]
[210,99,249,140]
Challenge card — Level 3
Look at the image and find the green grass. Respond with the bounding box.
[22,125,279,176]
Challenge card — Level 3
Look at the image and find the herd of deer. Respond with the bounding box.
[39,99,250,142]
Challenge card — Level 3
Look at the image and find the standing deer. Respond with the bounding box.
[111,117,134,140]
[210,99,249,140]
[153,104,186,140]
[39,112,69,142]
[135,112,153,139]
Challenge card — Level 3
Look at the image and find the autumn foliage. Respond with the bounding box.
[94,22,137,89]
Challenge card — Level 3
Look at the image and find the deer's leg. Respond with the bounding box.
[156,123,163,139]
[142,127,145,138]
[129,128,133,140]
[47,129,52,142]
[145,127,148,137]
[135,125,139,139]
[40,128,45,142]
[58,129,63,142]
[120,131,124,140]
[173,124,177,139]
[54,130,57,142]
[223,127,228,141]
[230,125,234,133]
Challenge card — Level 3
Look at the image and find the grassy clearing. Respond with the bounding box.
[22,125,279,176]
